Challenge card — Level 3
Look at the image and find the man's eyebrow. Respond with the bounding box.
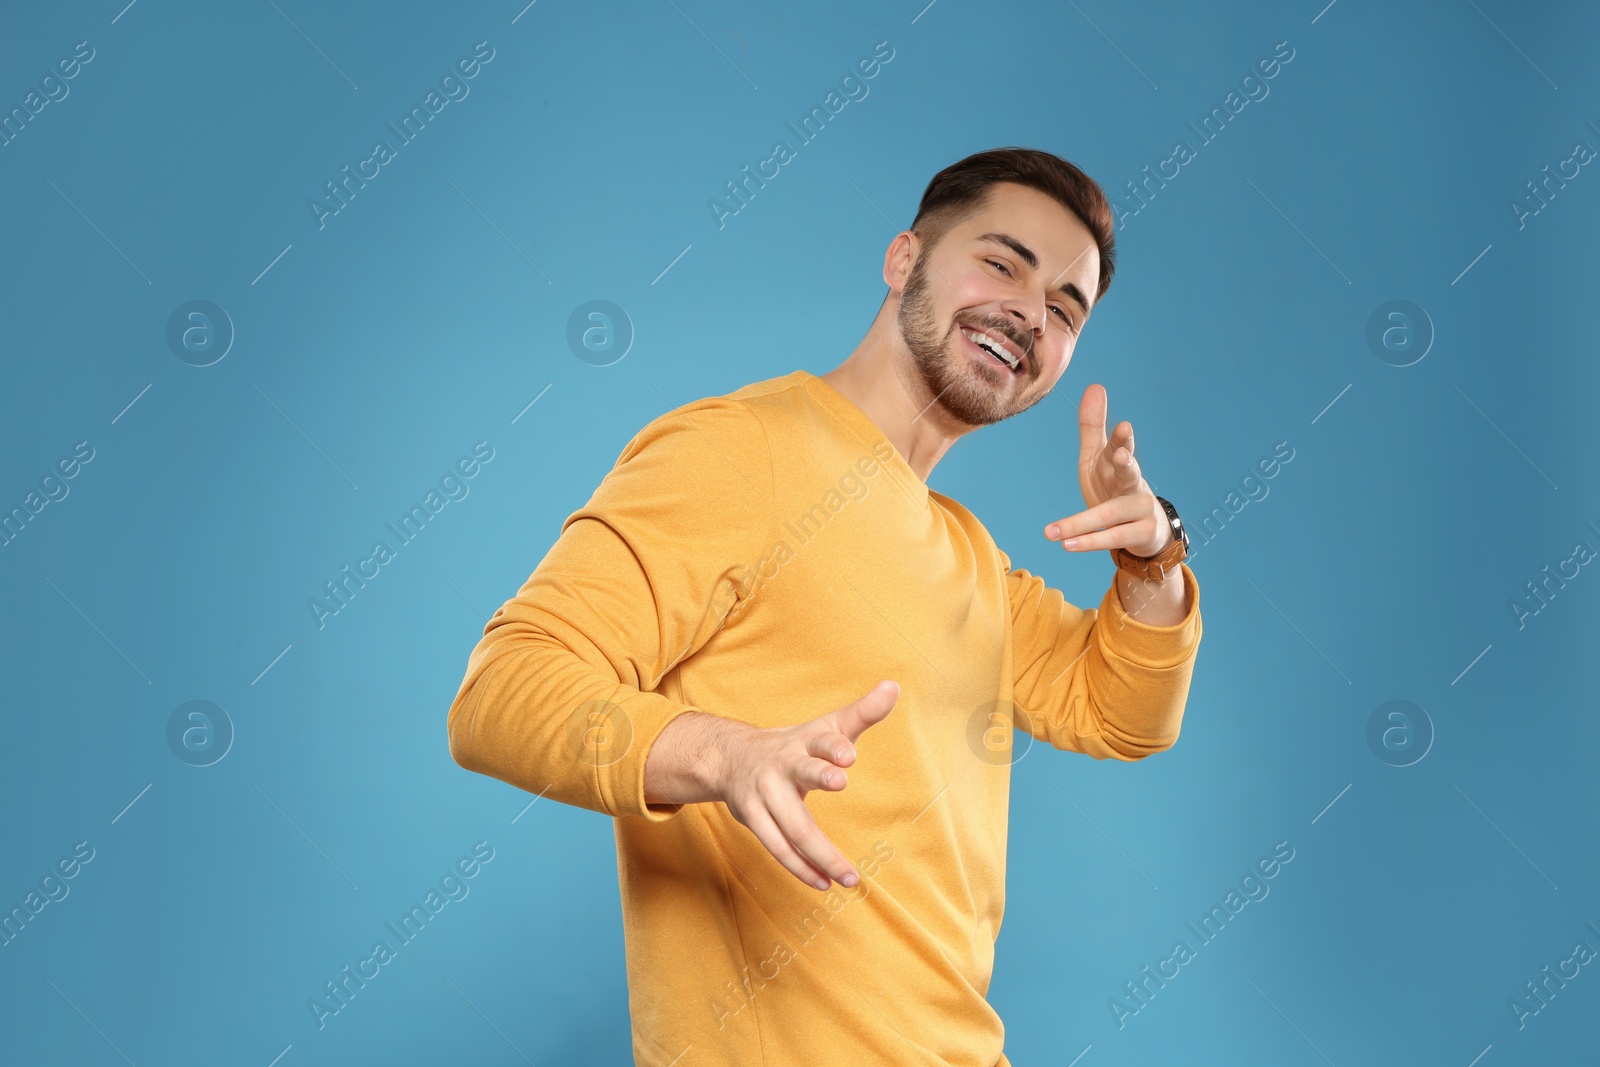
[975,231,1093,317]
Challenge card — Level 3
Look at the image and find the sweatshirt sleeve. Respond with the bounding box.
[446,398,775,821]
[1003,551,1202,760]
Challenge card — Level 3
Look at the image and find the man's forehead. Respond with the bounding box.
[957,188,1097,299]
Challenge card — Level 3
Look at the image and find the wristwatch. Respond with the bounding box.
[1110,495,1189,580]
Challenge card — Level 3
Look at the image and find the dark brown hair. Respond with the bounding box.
[909,146,1117,304]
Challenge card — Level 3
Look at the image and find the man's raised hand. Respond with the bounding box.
[1043,382,1171,558]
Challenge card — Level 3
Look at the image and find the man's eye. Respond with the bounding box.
[986,259,1011,276]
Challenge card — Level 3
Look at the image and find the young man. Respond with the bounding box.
[447,146,1202,1066]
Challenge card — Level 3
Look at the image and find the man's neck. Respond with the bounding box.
[818,337,968,484]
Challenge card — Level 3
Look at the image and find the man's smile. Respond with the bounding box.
[958,323,1027,375]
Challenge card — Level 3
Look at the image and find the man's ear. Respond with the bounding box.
[883,230,919,294]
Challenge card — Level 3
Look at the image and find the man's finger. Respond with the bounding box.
[1045,495,1143,542]
[1078,384,1108,472]
[806,731,857,768]
[767,787,859,888]
[829,680,898,743]
[1094,421,1133,478]
[1106,443,1142,493]
[1048,520,1149,554]
[796,754,847,791]
[742,801,837,891]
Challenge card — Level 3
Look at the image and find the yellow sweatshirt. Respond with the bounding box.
[447,369,1202,1066]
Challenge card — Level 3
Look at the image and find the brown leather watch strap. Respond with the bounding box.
[1111,539,1186,580]
[1110,496,1189,580]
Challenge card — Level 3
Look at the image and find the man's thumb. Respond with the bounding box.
[839,680,899,741]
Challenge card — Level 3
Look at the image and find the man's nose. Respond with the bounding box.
[1004,294,1043,335]
[1001,297,1042,337]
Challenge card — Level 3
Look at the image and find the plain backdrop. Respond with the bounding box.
[1,1,1596,1063]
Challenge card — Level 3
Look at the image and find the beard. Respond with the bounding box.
[894,252,1048,429]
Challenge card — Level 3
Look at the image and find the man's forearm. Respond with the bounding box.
[1114,564,1189,626]
[642,710,748,807]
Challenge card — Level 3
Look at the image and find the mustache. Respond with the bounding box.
[956,316,1034,367]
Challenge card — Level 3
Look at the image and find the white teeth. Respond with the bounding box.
[962,328,1019,369]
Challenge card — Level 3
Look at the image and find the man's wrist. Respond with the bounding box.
[1114,559,1189,623]
[696,713,740,802]
[1111,496,1188,579]
[645,710,729,807]
[681,711,751,804]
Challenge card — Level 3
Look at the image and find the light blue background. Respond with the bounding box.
[2,0,1597,1063]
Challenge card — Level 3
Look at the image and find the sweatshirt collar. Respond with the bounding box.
[798,370,930,510]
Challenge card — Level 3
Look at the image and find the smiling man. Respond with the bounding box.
[447,146,1202,1066]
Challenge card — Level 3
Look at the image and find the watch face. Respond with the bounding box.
[1157,496,1188,552]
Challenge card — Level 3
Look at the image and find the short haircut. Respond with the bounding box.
[910,146,1117,304]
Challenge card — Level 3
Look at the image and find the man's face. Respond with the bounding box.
[892,181,1101,428]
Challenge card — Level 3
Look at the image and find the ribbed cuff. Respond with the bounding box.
[1095,562,1201,670]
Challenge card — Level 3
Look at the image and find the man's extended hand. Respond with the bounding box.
[714,680,898,893]
[1043,383,1170,558]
